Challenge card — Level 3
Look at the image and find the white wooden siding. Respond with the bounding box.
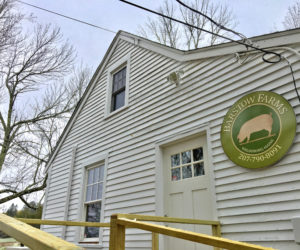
[43,35,300,250]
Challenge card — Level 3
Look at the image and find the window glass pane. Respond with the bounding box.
[112,67,126,92]
[194,163,205,177]
[171,168,181,181]
[97,183,103,200]
[99,165,104,181]
[171,154,180,167]
[193,148,203,161]
[181,151,191,164]
[93,167,99,183]
[87,168,94,185]
[182,165,192,179]
[114,90,125,110]
[84,202,101,238]
[122,67,126,79]
[86,185,92,202]
[91,184,97,201]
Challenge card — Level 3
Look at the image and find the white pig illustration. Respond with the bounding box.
[237,113,273,144]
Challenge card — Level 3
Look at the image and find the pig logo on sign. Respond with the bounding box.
[237,113,274,144]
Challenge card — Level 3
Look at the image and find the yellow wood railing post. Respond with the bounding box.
[109,214,125,250]
[152,232,159,250]
[109,214,118,250]
[212,223,222,250]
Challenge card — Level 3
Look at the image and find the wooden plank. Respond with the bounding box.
[116,218,276,250]
[109,214,125,250]
[212,224,222,250]
[152,232,159,250]
[117,213,220,226]
[109,215,117,250]
[116,223,126,250]
[0,214,82,250]
[17,218,110,227]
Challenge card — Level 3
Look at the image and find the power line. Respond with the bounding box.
[175,0,300,103]
[119,0,300,103]
[16,0,117,34]
[175,0,248,41]
[119,0,281,60]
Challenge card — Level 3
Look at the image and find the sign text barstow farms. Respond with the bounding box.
[221,91,296,168]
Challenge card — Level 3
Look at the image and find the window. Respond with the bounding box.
[111,67,126,112]
[84,165,104,239]
[105,54,130,117]
[170,147,205,181]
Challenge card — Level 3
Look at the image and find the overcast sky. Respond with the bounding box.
[18,0,297,71]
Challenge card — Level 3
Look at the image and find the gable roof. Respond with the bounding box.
[45,28,300,172]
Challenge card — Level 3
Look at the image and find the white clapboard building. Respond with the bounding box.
[42,29,300,250]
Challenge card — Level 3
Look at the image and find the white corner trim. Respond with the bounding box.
[104,53,131,118]
[62,145,78,239]
[41,165,52,222]
[205,127,219,221]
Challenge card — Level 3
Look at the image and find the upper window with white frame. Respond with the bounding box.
[83,165,104,240]
[111,66,126,112]
[105,54,130,117]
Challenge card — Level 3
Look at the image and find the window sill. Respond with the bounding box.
[78,243,103,249]
[78,240,102,248]
[104,105,129,120]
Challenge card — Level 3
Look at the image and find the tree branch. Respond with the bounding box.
[0,174,48,205]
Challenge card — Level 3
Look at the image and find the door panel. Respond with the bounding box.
[162,135,214,250]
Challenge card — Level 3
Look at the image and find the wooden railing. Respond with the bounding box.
[17,218,110,228]
[0,213,276,250]
[109,214,276,250]
[113,213,221,250]
[0,213,82,250]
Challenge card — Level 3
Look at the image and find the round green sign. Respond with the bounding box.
[221,91,296,168]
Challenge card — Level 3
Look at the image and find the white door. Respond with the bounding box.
[162,135,215,250]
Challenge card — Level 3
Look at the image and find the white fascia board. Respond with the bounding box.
[120,29,300,62]
[119,32,185,61]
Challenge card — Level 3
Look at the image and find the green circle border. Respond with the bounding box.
[221,91,296,169]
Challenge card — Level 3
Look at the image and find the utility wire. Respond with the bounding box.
[283,56,300,102]
[119,0,300,103]
[175,0,300,103]
[119,0,281,61]
[175,0,245,39]
[16,0,117,34]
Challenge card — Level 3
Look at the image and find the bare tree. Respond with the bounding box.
[283,1,300,29]
[0,0,23,53]
[138,0,237,50]
[207,3,236,46]
[179,0,209,49]
[139,0,180,48]
[0,0,91,208]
